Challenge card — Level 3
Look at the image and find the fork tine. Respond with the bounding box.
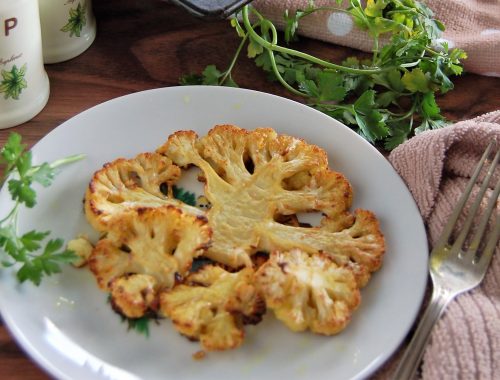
[476,213,500,267]
[468,173,500,254]
[434,142,496,250]
[473,180,500,268]
[453,147,500,252]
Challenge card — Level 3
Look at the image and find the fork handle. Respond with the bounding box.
[392,288,453,380]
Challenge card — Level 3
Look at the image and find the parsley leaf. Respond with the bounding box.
[126,316,150,337]
[1,133,25,164]
[421,92,441,119]
[180,64,239,88]
[316,72,347,102]
[173,185,197,206]
[402,68,432,93]
[108,294,153,337]
[20,230,50,252]
[384,120,413,150]
[202,65,222,85]
[353,90,390,141]
[31,163,57,187]
[179,73,203,86]
[8,178,37,207]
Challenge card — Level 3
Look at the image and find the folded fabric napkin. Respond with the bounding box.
[367,111,500,379]
[252,0,500,77]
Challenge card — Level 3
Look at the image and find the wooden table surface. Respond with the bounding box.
[0,0,499,379]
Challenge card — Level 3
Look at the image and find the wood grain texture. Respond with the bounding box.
[0,0,499,378]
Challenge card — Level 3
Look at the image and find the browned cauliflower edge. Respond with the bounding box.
[84,152,202,233]
[159,265,265,351]
[260,209,385,288]
[254,249,360,335]
[109,273,158,319]
[88,205,211,318]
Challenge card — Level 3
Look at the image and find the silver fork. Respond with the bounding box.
[393,142,500,380]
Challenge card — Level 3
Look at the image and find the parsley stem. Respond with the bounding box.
[241,6,387,76]
[23,153,85,178]
[424,47,446,57]
[379,50,431,69]
[372,36,379,65]
[311,103,353,113]
[219,34,249,85]
[266,50,306,98]
[387,102,417,122]
[258,16,310,97]
[0,201,19,225]
[48,154,86,170]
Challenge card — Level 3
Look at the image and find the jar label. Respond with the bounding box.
[4,17,17,36]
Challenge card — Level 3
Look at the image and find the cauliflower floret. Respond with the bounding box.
[158,125,384,285]
[255,249,360,335]
[67,236,94,267]
[159,265,265,351]
[85,152,203,232]
[259,209,383,287]
[89,205,211,318]
[109,274,158,318]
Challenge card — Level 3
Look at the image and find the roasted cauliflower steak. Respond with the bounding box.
[160,265,265,351]
[88,206,211,318]
[76,125,388,352]
[158,125,385,285]
[255,249,360,335]
[84,152,202,232]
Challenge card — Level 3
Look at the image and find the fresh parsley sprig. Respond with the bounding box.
[0,133,84,285]
[181,0,466,150]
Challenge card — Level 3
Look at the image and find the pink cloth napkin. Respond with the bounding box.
[370,111,500,379]
[252,0,500,77]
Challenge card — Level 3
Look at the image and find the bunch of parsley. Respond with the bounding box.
[0,133,83,285]
[181,0,466,149]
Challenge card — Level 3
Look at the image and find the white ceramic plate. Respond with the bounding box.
[0,86,428,380]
